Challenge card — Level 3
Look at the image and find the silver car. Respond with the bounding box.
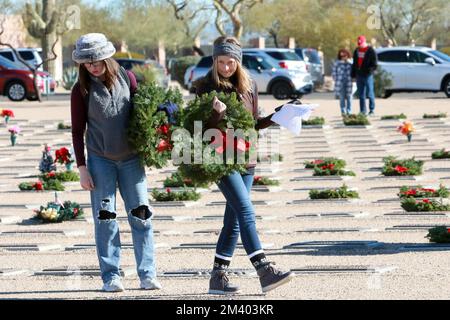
[185,53,313,100]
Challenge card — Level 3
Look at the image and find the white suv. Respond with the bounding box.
[376,46,450,98]
[0,48,43,70]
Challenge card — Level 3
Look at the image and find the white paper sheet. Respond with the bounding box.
[270,103,318,136]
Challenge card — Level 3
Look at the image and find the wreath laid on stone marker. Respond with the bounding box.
[175,91,257,185]
[308,158,355,176]
[163,171,209,188]
[253,176,280,186]
[151,188,201,202]
[423,112,447,119]
[342,113,370,126]
[302,117,325,126]
[257,153,283,163]
[128,82,183,169]
[381,156,423,176]
[398,185,449,199]
[401,198,450,212]
[432,149,450,159]
[309,184,359,199]
[35,201,84,223]
[426,226,450,243]
[381,114,407,120]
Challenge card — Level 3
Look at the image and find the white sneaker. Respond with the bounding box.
[102,278,125,292]
[140,278,162,290]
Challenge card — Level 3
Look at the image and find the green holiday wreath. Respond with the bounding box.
[35,201,84,223]
[174,91,257,185]
[128,82,183,169]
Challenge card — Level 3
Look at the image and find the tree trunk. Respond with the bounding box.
[42,0,57,77]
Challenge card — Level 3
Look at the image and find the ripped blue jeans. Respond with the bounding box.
[87,153,156,283]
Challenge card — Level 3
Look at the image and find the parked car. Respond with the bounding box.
[185,53,313,99]
[0,47,43,70]
[294,48,324,87]
[0,55,56,101]
[114,58,170,88]
[243,48,307,73]
[376,46,450,98]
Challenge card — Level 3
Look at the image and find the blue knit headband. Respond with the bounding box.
[213,42,242,63]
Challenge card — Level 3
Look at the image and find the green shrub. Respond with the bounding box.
[373,68,393,98]
[170,56,201,87]
[114,52,145,59]
[62,67,78,90]
[132,65,161,86]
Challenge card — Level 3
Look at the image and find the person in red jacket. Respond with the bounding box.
[351,35,378,116]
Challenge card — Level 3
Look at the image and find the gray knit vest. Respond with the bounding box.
[85,71,135,161]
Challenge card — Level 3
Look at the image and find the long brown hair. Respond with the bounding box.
[211,36,252,95]
[78,58,120,97]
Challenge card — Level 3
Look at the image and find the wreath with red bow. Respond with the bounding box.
[128,82,183,168]
[175,91,257,185]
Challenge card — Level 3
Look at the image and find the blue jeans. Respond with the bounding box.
[87,153,156,283]
[356,74,375,114]
[339,84,352,115]
[215,169,263,263]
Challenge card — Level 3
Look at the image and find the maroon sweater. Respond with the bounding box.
[70,70,137,167]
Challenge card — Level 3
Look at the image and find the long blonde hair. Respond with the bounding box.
[211,36,252,95]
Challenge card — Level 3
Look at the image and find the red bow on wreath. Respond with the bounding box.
[210,131,251,154]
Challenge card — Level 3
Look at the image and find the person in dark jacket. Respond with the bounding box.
[70,33,161,292]
[351,35,378,115]
[195,36,294,295]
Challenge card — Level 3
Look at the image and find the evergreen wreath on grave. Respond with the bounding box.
[151,188,201,202]
[401,198,450,212]
[423,112,447,119]
[398,185,449,199]
[257,153,283,163]
[426,226,450,243]
[253,176,280,186]
[18,175,65,191]
[39,171,79,183]
[342,113,370,126]
[176,91,257,185]
[309,184,359,199]
[304,157,346,169]
[35,200,84,223]
[432,149,450,159]
[309,158,355,176]
[381,113,407,120]
[302,117,325,126]
[128,82,183,169]
[163,171,209,188]
[381,156,423,176]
